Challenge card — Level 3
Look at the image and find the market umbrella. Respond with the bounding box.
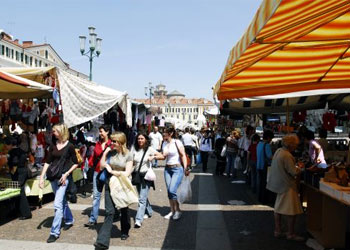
[213,0,350,103]
[0,70,53,99]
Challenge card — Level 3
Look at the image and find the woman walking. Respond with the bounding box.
[84,125,111,228]
[160,127,189,220]
[39,124,78,243]
[226,130,239,178]
[94,132,133,250]
[132,133,163,228]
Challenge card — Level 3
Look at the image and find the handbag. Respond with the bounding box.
[220,144,227,157]
[75,148,83,165]
[96,168,109,192]
[175,141,191,168]
[46,143,70,181]
[131,148,148,185]
[144,164,156,181]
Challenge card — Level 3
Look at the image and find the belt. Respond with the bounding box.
[166,164,181,168]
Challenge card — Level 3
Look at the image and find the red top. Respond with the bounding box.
[248,143,258,162]
[88,139,111,173]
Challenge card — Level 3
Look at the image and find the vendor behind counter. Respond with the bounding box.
[5,134,32,220]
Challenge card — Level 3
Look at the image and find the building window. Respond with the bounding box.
[30,56,33,66]
[171,108,174,113]
[45,63,48,67]
[45,50,48,59]
[177,115,179,119]
[20,53,24,62]
[39,60,42,67]
[15,51,19,61]
[35,59,38,67]
[25,55,28,64]
[5,47,9,57]
[11,49,14,59]
[194,115,197,119]
[0,45,4,55]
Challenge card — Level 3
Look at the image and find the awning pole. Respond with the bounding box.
[286,98,290,128]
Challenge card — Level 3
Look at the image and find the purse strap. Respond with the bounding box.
[136,148,148,173]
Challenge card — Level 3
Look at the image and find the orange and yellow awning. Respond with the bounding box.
[214,0,350,100]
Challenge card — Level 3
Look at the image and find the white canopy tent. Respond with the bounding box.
[0,67,132,129]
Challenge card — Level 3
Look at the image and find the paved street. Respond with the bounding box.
[0,158,311,250]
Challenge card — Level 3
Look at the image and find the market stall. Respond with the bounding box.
[212,0,350,248]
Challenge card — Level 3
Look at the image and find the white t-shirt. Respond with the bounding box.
[182,133,193,146]
[162,139,183,165]
[149,132,163,150]
[131,146,157,173]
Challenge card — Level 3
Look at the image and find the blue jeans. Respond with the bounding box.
[135,181,153,223]
[50,178,74,237]
[226,152,237,176]
[164,166,184,200]
[89,171,102,223]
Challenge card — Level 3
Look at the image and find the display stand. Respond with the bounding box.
[302,183,350,248]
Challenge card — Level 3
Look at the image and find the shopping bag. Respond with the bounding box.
[220,144,227,157]
[110,174,139,209]
[196,153,202,165]
[177,176,192,204]
[234,156,242,170]
[144,166,156,181]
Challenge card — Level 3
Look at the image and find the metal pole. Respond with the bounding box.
[89,50,93,81]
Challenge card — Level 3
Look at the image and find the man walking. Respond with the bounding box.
[149,126,163,168]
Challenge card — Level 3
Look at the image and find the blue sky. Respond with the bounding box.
[1,0,262,100]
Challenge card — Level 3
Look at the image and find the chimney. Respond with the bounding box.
[22,41,33,47]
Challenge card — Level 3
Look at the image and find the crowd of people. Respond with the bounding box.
[2,120,335,247]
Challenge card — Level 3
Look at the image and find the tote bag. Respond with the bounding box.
[110,174,139,209]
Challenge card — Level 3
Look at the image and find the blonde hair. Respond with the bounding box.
[232,130,240,138]
[110,132,129,155]
[52,124,70,142]
[282,134,299,149]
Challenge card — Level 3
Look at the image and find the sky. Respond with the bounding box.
[1,0,262,100]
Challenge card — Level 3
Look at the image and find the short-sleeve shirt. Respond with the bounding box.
[107,150,133,171]
[162,139,183,165]
[132,147,157,173]
[149,132,163,150]
[45,142,78,173]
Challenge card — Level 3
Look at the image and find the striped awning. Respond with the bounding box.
[213,0,350,100]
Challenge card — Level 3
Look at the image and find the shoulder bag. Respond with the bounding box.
[131,148,148,185]
[175,140,191,169]
[46,143,70,181]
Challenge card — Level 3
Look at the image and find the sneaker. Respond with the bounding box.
[47,234,59,243]
[143,214,150,219]
[172,211,182,220]
[164,212,173,219]
[134,221,141,228]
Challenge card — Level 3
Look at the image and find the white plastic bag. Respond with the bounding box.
[234,156,242,170]
[177,176,192,204]
[144,166,156,181]
[220,144,227,157]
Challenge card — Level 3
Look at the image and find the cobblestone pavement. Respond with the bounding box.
[0,157,312,250]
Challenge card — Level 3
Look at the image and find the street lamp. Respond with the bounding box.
[79,26,102,81]
[145,82,154,106]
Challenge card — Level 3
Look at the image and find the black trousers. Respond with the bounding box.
[95,180,130,247]
[200,151,209,172]
[16,168,32,218]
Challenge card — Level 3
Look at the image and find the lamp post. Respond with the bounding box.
[79,26,102,81]
[145,82,154,106]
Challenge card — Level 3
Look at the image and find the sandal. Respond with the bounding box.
[287,234,305,241]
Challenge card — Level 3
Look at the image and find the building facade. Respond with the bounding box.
[134,84,214,125]
[0,29,88,79]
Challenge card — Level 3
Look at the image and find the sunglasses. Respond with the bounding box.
[111,140,118,143]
